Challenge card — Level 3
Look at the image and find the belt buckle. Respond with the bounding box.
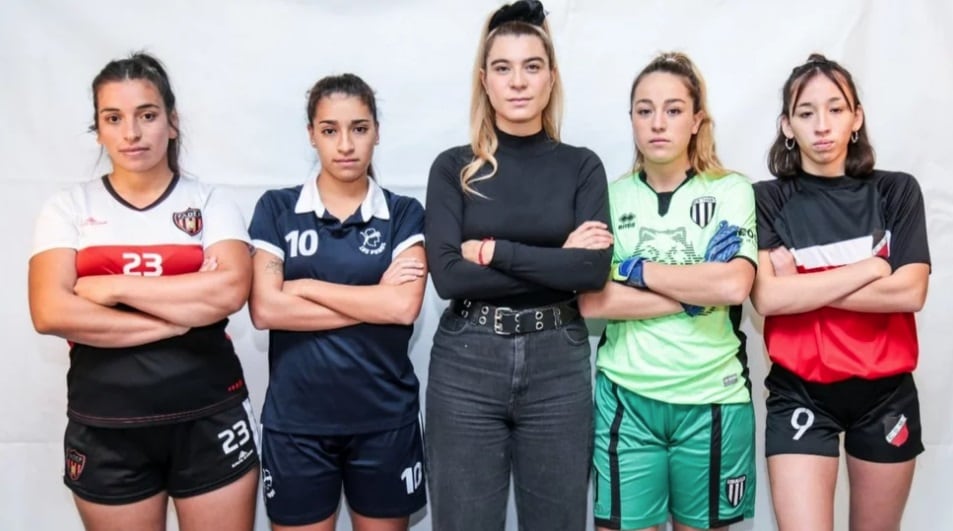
[493,306,515,335]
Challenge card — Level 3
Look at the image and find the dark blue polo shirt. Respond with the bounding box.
[249,178,424,435]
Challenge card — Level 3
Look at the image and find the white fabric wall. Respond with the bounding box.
[1,1,950,529]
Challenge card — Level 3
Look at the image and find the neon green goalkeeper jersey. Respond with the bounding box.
[596,170,757,404]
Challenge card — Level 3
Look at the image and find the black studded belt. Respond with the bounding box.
[450,299,580,335]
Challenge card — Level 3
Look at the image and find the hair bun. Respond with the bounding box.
[488,0,547,31]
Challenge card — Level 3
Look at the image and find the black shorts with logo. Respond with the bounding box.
[63,398,260,504]
[764,364,923,463]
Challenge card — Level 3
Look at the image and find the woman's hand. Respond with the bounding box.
[380,257,426,285]
[563,221,613,250]
[73,276,120,307]
[769,246,798,276]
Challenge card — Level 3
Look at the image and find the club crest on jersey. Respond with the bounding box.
[66,448,86,481]
[359,227,386,255]
[725,475,747,508]
[883,414,910,447]
[689,196,716,228]
[172,207,204,236]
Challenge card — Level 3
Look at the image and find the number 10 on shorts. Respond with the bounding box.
[401,462,422,494]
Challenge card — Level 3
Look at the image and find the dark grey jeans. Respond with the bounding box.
[425,308,593,531]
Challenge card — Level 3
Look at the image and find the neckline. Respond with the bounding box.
[102,174,179,212]
[495,127,554,155]
[796,169,855,188]
[638,168,697,195]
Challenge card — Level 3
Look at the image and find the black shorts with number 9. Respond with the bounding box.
[764,364,923,463]
[63,398,260,504]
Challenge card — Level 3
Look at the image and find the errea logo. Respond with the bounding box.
[617,212,637,230]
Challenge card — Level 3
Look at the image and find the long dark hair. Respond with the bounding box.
[306,73,379,179]
[90,52,181,175]
[768,54,875,178]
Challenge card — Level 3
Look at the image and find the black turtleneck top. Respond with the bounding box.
[424,128,611,308]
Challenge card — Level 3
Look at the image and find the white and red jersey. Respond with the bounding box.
[32,175,251,427]
[755,170,930,383]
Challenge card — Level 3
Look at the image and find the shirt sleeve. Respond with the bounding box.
[609,182,625,267]
[754,179,785,250]
[717,175,758,266]
[32,189,80,256]
[248,191,286,260]
[202,186,251,249]
[489,149,612,292]
[881,172,931,270]
[391,196,425,259]
[424,149,541,300]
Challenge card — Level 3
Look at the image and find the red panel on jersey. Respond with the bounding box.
[76,244,203,277]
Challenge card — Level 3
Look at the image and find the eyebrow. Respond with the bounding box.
[634,98,687,106]
[316,118,372,126]
[489,56,546,66]
[796,96,845,108]
[99,103,160,114]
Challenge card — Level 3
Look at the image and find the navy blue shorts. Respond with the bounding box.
[261,418,426,525]
[64,398,260,504]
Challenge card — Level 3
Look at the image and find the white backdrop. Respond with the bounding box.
[2,1,951,529]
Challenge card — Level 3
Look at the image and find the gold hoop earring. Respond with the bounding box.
[784,137,796,151]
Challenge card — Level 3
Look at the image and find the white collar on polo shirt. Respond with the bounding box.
[294,177,390,221]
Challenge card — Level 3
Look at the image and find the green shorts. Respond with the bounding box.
[593,372,755,529]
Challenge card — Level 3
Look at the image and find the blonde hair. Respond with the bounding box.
[461,19,564,195]
[629,52,729,178]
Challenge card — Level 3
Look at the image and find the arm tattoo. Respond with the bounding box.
[265,259,283,275]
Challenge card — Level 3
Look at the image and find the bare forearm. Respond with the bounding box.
[115,271,250,326]
[33,297,182,348]
[753,258,885,316]
[579,279,682,320]
[829,265,929,313]
[291,280,421,326]
[249,290,358,332]
[643,261,753,306]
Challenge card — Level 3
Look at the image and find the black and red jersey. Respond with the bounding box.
[755,170,930,383]
[32,175,251,427]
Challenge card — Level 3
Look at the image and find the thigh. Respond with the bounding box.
[844,373,923,463]
[73,491,168,531]
[425,317,514,531]
[767,454,838,531]
[174,466,258,531]
[343,419,426,519]
[669,403,755,530]
[511,322,593,530]
[845,455,915,531]
[64,420,165,505]
[593,374,669,531]
[261,428,344,527]
[764,366,842,458]
[167,398,260,498]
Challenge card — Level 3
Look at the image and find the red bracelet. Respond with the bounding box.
[478,237,493,266]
